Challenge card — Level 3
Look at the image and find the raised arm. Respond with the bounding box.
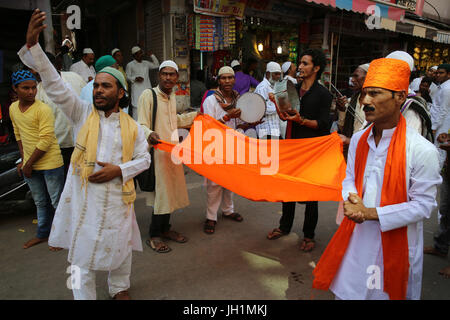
[18,9,88,125]
[147,54,160,70]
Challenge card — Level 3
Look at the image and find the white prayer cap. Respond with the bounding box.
[431,66,438,71]
[111,48,121,56]
[231,60,240,68]
[357,63,370,73]
[282,61,292,74]
[159,60,178,72]
[385,51,414,71]
[131,46,142,55]
[266,61,281,73]
[83,48,94,55]
[218,66,235,77]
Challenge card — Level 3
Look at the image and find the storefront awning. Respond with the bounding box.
[380,17,450,44]
[305,0,405,21]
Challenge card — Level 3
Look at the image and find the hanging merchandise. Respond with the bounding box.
[199,15,215,52]
[229,18,236,45]
[188,14,195,48]
[189,14,238,52]
[413,41,449,71]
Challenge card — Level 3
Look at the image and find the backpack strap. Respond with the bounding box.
[150,88,157,131]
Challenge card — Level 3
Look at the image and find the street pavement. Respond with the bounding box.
[0,168,449,300]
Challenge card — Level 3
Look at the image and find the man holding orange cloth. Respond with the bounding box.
[312,58,442,300]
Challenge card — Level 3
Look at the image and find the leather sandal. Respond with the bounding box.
[204,219,216,235]
[146,238,171,253]
[222,212,243,222]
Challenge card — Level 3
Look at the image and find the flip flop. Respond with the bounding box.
[146,238,172,253]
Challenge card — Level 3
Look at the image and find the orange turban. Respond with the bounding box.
[363,58,410,93]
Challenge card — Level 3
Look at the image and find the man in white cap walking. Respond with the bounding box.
[70,48,96,83]
[282,61,297,85]
[138,60,199,253]
[254,61,282,139]
[126,46,159,120]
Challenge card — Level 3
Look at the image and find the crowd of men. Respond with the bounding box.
[3,9,450,300]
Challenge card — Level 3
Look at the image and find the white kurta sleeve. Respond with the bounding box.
[119,124,151,184]
[18,44,89,126]
[436,91,450,130]
[147,55,160,69]
[137,89,155,139]
[177,112,198,128]
[126,62,136,84]
[377,143,442,232]
[341,131,359,200]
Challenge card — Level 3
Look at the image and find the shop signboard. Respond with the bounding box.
[245,0,306,24]
[193,0,247,19]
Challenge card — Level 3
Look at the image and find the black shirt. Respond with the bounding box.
[291,81,332,139]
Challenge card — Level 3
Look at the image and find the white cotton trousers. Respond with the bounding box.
[72,251,132,300]
[206,179,234,221]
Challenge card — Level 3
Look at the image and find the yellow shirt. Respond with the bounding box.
[10,100,63,170]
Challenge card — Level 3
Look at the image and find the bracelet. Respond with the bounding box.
[223,114,230,122]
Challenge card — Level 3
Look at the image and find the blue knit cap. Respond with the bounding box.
[12,70,37,86]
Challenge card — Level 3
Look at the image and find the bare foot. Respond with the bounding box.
[23,237,48,249]
[49,246,63,252]
[439,266,450,279]
[423,246,447,258]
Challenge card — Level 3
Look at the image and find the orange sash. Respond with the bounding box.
[312,115,409,300]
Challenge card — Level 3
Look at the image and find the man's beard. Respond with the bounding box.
[269,75,277,86]
[93,95,117,112]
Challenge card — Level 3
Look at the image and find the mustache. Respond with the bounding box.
[363,105,375,112]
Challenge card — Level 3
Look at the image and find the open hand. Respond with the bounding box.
[88,161,122,183]
[26,9,47,48]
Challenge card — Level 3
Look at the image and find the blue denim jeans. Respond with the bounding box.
[24,166,65,239]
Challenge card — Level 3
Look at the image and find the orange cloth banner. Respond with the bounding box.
[155,114,347,202]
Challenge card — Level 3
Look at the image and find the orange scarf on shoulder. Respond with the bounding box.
[312,115,409,300]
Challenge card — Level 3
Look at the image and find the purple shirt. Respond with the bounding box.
[233,71,260,96]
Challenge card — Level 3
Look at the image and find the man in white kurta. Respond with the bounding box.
[255,62,282,139]
[126,46,159,121]
[70,48,96,83]
[202,66,244,234]
[431,64,450,168]
[330,125,441,299]
[138,60,198,253]
[19,10,150,300]
[323,58,442,300]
